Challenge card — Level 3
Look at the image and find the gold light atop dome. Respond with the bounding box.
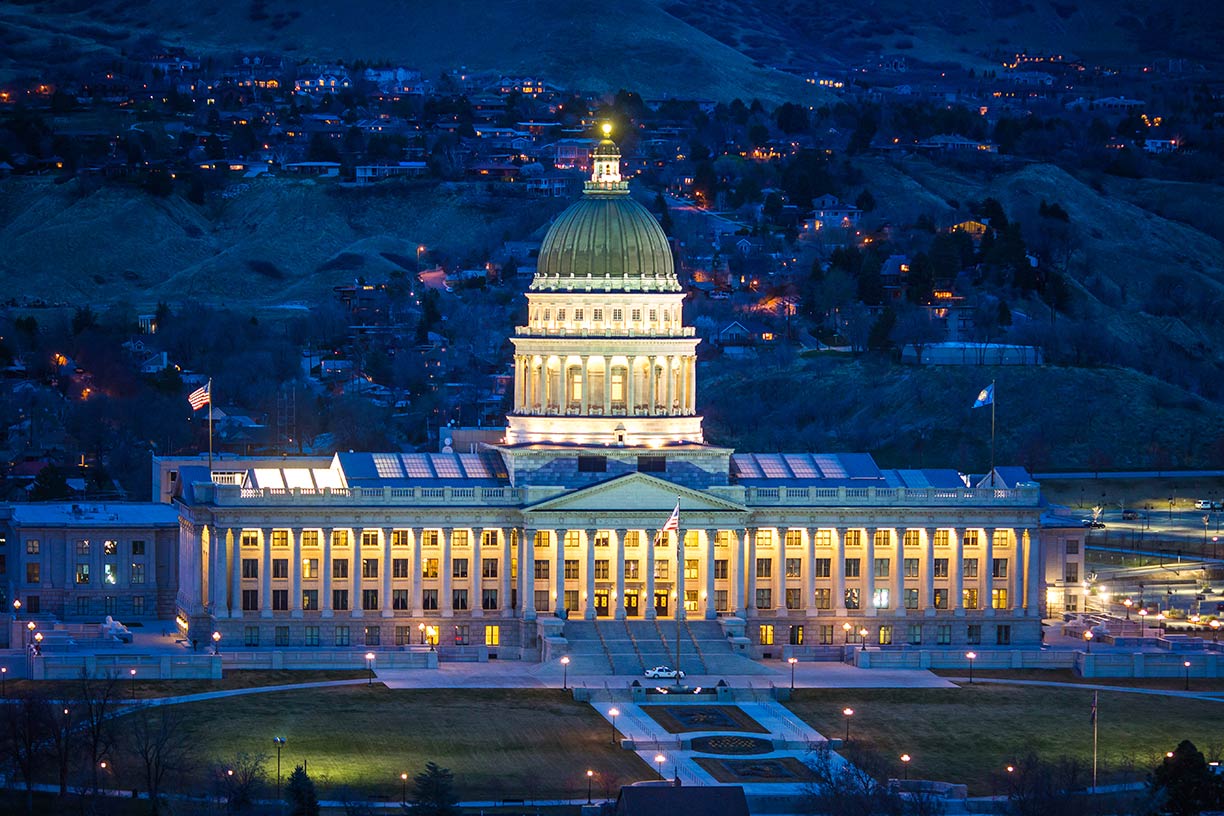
[601,122,612,137]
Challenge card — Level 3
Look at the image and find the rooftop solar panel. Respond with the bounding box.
[731,454,764,479]
[812,454,847,479]
[283,469,316,489]
[756,454,791,479]
[459,453,490,478]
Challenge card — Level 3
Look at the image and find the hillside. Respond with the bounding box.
[662,0,1224,71]
[0,0,823,104]
[0,176,568,307]
[700,356,1224,472]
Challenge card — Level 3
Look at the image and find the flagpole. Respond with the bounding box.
[989,379,996,487]
[675,497,682,687]
[207,377,213,476]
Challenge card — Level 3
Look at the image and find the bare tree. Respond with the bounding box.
[127,704,195,814]
[213,751,268,812]
[1,693,51,814]
[801,743,903,816]
[46,700,78,797]
[79,670,122,795]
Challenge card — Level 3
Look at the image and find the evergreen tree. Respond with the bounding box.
[285,765,319,816]
[411,762,459,816]
[1150,740,1224,816]
[30,465,72,501]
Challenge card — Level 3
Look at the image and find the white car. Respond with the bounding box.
[644,666,686,680]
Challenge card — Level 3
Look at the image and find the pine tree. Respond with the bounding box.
[411,761,459,816]
[285,765,319,816]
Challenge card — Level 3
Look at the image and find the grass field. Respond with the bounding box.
[785,685,1224,795]
[3,669,366,700]
[110,687,652,802]
[929,668,1224,692]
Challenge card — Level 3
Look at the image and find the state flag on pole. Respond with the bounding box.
[662,500,680,534]
[187,383,211,411]
[973,383,994,409]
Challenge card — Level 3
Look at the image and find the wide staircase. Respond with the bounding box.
[563,619,771,675]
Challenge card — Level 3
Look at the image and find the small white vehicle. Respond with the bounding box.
[644,665,686,680]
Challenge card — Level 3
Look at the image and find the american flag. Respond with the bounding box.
[662,500,680,534]
[187,383,210,411]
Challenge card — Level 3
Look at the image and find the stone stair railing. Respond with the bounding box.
[592,621,615,673]
[624,621,646,671]
[683,620,708,673]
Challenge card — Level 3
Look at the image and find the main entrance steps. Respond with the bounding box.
[562,619,772,675]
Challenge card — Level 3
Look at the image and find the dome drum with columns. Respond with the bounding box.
[506,132,702,447]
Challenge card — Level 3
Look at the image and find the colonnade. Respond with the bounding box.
[200,524,1042,623]
[512,353,697,416]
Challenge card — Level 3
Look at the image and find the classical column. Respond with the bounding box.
[381,527,393,619]
[554,530,566,617]
[603,357,612,416]
[675,529,687,621]
[1025,529,1041,616]
[522,528,537,620]
[614,529,627,620]
[260,528,273,618]
[471,530,484,619]
[735,529,748,617]
[441,527,453,618]
[645,529,658,620]
[665,355,675,415]
[773,530,786,617]
[321,527,334,618]
[500,529,513,618]
[704,529,718,620]
[864,528,877,617]
[745,527,758,617]
[628,357,638,414]
[892,529,905,617]
[804,528,817,617]
[213,526,229,618]
[349,531,362,619]
[411,529,423,616]
[832,528,846,615]
[688,357,697,413]
[290,528,303,618]
[584,528,597,620]
[923,529,936,617]
[951,529,964,616]
[581,356,590,415]
[1010,528,1024,613]
[983,527,995,617]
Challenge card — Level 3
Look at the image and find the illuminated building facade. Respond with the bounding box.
[168,137,1048,659]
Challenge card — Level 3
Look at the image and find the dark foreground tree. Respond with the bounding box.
[1150,740,1224,816]
[127,705,194,815]
[286,764,320,816]
[411,761,459,816]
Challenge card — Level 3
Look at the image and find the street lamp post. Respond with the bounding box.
[401,772,408,805]
[273,736,286,807]
[966,651,977,684]
[130,668,137,702]
[1123,598,1133,620]
[1083,630,1093,654]
[11,599,20,619]
[858,627,869,655]
[788,657,798,690]
[654,754,665,779]
[842,707,854,742]
[586,769,594,804]
[33,631,43,653]
[842,622,851,643]
[1183,660,1191,691]
[212,631,221,653]
[1158,612,1166,633]
[365,652,376,686]
[418,622,425,644]
[900,753,911,780]
[608,707,620,745]
[1138,609,1148,637]
[25,620,34,648]
[560,655,570,690]
[1,666,6,698]
[1211,620,1221,643]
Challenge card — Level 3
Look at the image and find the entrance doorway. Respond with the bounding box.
[594,591,610,617]
[625,594,640,617]
[654,592,670,618]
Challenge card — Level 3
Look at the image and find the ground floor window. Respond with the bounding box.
[395,626,411,646]
[789,625,804,645]
[453,624,469,646]
[335,625,350,647]
[967,624,982,645]
[908,624,922,645]
[1065,594,1078,612]
[275,626,289,647]
[878,626,893,646]
[305,626,319,647]
[936,624,951,646]
[563,590,579,612]
[77,597,90,616]
[533,590,549,612]
[132,596,145,615]
[818,625,834,645]
[365,626,380,646]
[996,625,1011,645]
[759,624,774,645]
[485,625,500,647]
[244,626,259,647]
[714,589,728,612]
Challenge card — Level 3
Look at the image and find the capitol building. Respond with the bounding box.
[4,135,1067,664]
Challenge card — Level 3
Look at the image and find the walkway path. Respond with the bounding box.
[940,675,1224,701]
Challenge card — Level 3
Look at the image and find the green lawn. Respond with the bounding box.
[786,685,1224,795]
[930,668,1224,692]
[4,669,366,700]
[112,687,652,802]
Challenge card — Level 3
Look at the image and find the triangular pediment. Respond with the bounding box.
[525,472,747,517]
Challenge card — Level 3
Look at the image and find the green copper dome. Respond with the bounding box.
[530,139,679,293]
